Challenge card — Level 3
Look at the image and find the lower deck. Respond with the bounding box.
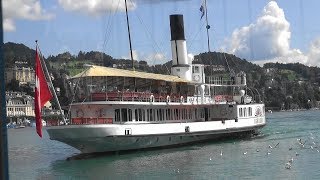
[47,103,265,127]
[47,102,265,153]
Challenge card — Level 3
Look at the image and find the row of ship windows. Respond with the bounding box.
[114,108,208,122]
[238,107,253,117]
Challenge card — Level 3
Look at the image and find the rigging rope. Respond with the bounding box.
[129,0,170,73]
[223,52,231,73]
[130,0,170,74]
[102,0,121,60]
[187,20,206,51]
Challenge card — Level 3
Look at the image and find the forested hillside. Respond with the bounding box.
[4,42,320,110]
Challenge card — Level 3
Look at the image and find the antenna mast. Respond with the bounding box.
[125,0,135,70]
[204,0,211,52]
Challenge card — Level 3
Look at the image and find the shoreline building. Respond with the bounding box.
[5,61,35,86]
[5,91,35,118]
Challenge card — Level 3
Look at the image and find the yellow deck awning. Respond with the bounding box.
[70,65,189,83]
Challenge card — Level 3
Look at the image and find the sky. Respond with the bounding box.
[3,0,320,67]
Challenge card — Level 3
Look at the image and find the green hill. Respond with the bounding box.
[3,42,36,67]
[4,42,320,110]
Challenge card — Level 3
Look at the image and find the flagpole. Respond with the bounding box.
[204,0,211,52]
[35,41,67,125]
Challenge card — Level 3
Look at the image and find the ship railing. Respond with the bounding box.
[207,77,233,85]
[48,118,114,126]
[84,92,242,105]
[89,92,189,103]
[206,74,247,86]
[214,95,234,103]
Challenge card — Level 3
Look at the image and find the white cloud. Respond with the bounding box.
[224,1,320,68]
[252,51,308,67]
[122,50,140,61]
[252,38,320,67]
[3,0,54,32]
[58,0,136,16]
[3,19,15,32]
[146,53,168,65]
[122,50,170,65]
[225,1,292,60]
[306,38,320,67]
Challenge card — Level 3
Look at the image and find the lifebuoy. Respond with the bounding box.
[166,95,171,103]
[255,106,262,116]
[193,75,200,81]
[150,95,155,102]
[180,96,184,103]
[215,95,222,102]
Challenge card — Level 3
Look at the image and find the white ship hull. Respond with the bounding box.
[47,116,265,153]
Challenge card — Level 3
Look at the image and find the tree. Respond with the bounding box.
[6,79,21,92]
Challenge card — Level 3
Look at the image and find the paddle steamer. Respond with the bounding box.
[46,14,265,153]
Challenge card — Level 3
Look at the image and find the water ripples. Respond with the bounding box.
[8,110,320,180]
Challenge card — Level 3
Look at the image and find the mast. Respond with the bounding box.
[204,0,211,52]
[36,41,67,125]
[124,0,135,70]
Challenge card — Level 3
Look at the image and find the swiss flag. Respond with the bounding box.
[35,47,52,137]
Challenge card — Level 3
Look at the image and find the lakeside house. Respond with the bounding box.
[6,91,34,118]
[5,91,61,122]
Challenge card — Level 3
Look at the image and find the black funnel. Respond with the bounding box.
[170,14,185,41]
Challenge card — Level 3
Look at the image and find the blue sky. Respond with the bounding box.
[3,0,320,67]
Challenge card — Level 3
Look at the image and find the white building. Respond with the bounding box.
[6,91,35,117]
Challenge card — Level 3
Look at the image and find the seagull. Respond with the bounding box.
[285,162,292,169]
[268,142,279,149]
[256,149,260,152]
[243,152,247,155]
[312,142,316,145]
[289,147,293,151]
[209,157,212,161]
[295,152,299,156]
[297,139,302,143]
[220,150,223,156]
[311,146,314,149]
[288,158,294,163]
[317,150,319,153]
[298,139,307,147]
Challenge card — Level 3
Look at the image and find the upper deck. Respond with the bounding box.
[67,65,260,105]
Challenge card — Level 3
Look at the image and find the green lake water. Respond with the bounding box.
[8,111,320,179]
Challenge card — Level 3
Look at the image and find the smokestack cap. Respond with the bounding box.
[170,14,185,41]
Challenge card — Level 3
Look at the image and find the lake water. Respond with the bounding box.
[8,111,320,180]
